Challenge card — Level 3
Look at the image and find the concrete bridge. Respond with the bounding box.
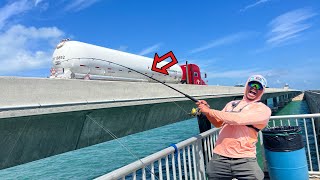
[305,90,320,139]
[0,77,300,169]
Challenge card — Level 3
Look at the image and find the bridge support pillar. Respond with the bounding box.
[273,97,278,107]
[278,96,285,108]
[272,97,278,114]
[262,99,268,106]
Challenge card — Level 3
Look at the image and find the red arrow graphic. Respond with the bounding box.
[151,51,178,75]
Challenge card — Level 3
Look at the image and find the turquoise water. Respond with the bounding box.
[0,100,314,179]
[274,100,310,116]
[0,117,199,179]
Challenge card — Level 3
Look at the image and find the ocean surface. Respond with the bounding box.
[0,100,314,179]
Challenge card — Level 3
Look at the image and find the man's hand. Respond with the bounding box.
[196,100,211,115]
[196,100,224,127]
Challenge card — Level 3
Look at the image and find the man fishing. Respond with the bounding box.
[196,75,271,180]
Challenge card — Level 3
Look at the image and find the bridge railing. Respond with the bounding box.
[96,113,320,180]
[95,127,220,180]
[268,114,320,173]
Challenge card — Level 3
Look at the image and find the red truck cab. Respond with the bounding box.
[180,63,207,85]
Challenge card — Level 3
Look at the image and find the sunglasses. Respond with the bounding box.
[248,81,263,90]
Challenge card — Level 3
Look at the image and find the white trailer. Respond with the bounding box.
[51,40,183,83]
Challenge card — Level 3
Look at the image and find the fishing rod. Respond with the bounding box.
[63,58,207,177]
[77,59,196,179]
[83,58,200,103]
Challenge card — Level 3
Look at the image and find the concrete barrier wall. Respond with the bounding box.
[0,77,296,118]
[304,91,320,140]
[0,76,291,107]
[305,91,320,114]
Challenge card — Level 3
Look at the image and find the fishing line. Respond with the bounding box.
[4,116,31,167]
[86,115,159,179]
[62,58,200,103]
[172,101,189,114]
[90,57,196,114]
[59,57,203,177]
[61,57,198,114]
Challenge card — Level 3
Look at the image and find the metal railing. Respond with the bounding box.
[96,113,320,180]
[268,114,320,174]
[96,128,220,180]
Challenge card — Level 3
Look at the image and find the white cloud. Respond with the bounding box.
[64,0,101,12]
[181,57,220,75]
[267,8,317,45]
[0,0,31,29]
[205,64,320,90]
[276,79,282,84]
[203,68,277,87]
[138,43,162,56]
[303,80,311,84]
[34,0,44,6]
[206,68,267,79]
[34,0,49,11]
[0,25,64,74]
[189,32,251,54]
[240,0,270,12]
[188,58,219,66]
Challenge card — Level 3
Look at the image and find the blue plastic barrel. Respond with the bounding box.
[262,126,308,180]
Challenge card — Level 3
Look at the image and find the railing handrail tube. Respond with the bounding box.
[96,146,174,179]
[270,113,320,119]
[96,128,220,179]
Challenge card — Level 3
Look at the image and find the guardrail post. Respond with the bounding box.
[195,138,206,179]
[259,131,268,172]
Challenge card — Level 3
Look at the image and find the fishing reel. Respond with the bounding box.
[189,107,201,116]
[189,102,210,116]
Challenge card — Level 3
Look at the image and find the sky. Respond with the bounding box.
[0,0,319,90]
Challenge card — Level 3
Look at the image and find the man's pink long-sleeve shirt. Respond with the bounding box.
[208,100,271,158]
